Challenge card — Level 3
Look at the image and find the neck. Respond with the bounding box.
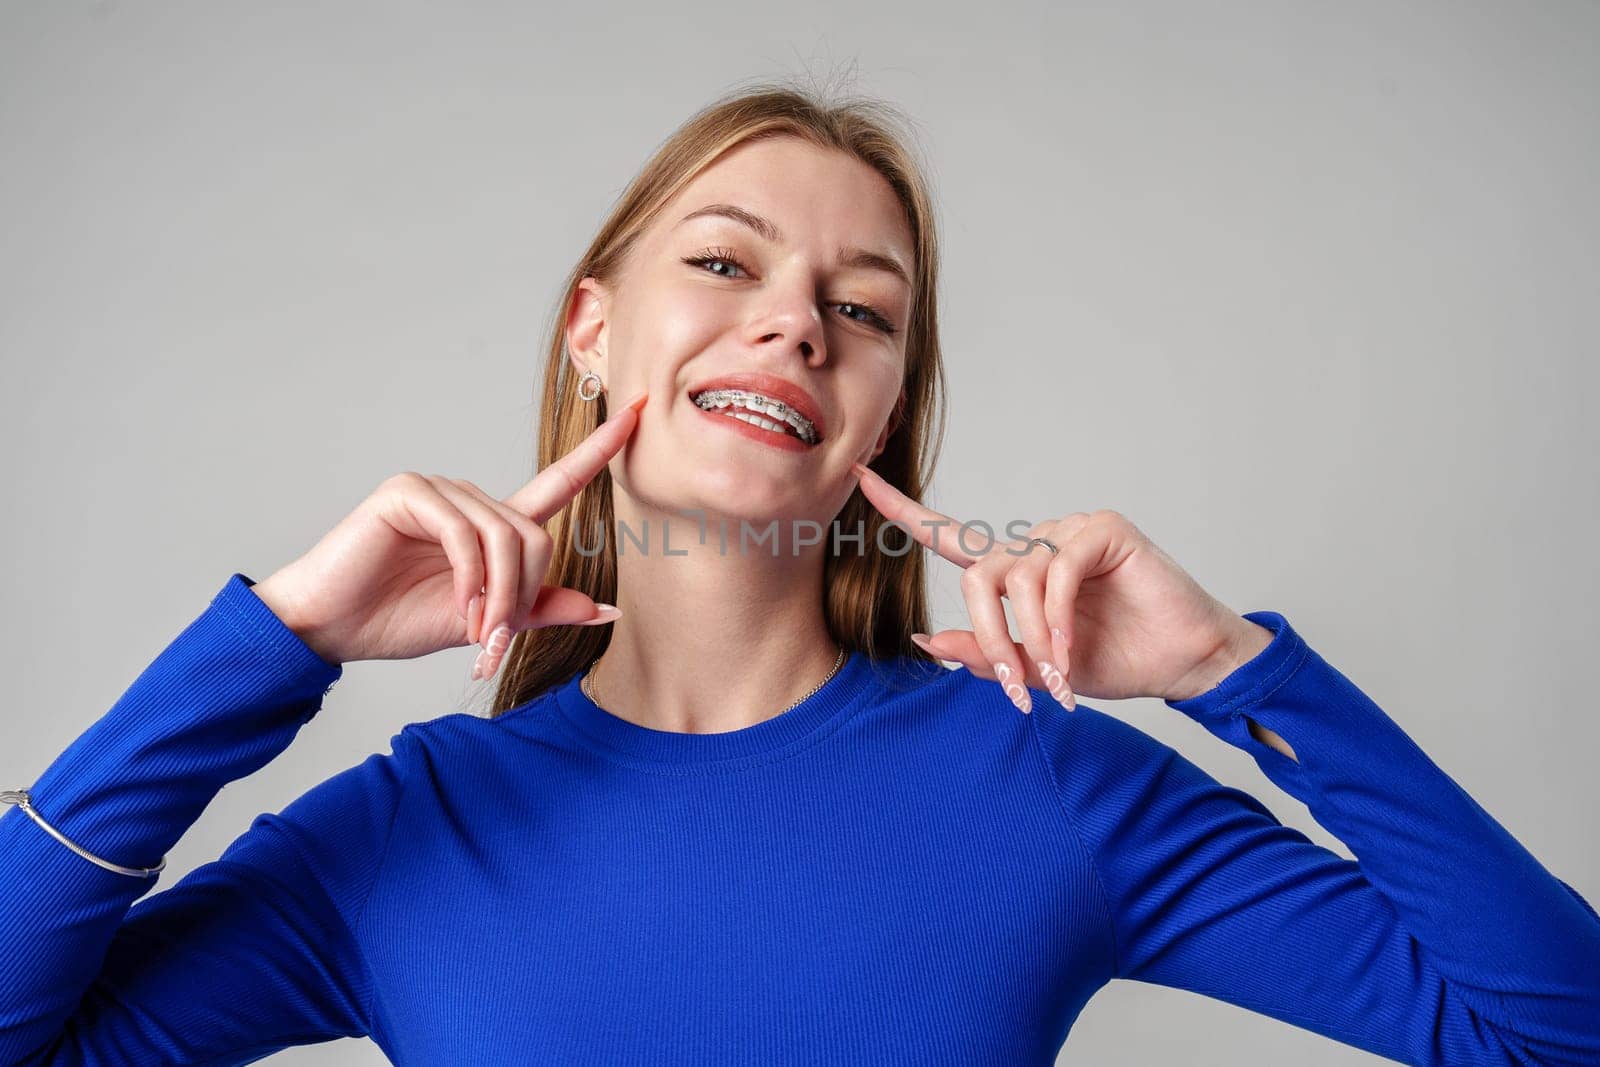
[585,498,844,735]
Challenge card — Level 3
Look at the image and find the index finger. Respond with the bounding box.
[851,461,984,569]
[506,391,648,523]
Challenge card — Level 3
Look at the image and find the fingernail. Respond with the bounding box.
[993,661,1032,715]
[620,390,648,411]
[575,604,622,626]
[1050,627,1070,681]
[482,623,512,656]
[910,632,934,654]
[1036,658,1076,712]
[850,461,870,479]
[473,623,513,681]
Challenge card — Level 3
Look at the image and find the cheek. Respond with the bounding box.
[631,281,735,355]
[867,361,906,421]
[834,368,903,449]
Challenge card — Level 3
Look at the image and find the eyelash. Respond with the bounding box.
[680,247,899,336]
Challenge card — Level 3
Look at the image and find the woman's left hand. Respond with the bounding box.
[851,463,1273,715]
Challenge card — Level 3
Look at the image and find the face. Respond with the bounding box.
[565,135,913,529]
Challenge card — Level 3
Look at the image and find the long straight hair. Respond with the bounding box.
[487,82,948,717]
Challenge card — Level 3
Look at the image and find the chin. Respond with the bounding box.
[623,460,826,531]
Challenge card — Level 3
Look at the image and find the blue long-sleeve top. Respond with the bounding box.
[2,572,1598,1065]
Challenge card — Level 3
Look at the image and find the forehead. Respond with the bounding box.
[654,135,914,260]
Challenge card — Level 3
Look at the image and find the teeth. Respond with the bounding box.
[691,388,818,444]
[734,411,789,435]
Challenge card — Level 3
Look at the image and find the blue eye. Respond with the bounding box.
[837,302,897,336]
[682,248,751,279]
[682,248,899,336]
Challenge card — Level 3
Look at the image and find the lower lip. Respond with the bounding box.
[690,399,817,454]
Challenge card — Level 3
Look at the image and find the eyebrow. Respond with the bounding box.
[674,202,912,289]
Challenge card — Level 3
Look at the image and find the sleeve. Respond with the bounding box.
[1028,609,1600,1067]
[0,573,413,1066]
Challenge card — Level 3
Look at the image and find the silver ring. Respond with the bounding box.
[1026,537,1059,555]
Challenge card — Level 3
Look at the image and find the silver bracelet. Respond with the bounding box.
[1,789,167,879]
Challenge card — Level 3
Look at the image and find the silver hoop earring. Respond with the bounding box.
[577,370,604,402]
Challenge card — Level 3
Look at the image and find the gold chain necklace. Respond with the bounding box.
[582,644,846,718]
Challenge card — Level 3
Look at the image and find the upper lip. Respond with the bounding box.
[687,372,827,443]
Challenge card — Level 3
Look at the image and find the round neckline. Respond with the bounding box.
[552,649,878,768]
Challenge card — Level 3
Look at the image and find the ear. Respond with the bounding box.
[564,276,610,384]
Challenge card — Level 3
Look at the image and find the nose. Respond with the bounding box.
[746,278,827,364]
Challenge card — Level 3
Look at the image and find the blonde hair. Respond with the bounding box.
[487,80,948,717]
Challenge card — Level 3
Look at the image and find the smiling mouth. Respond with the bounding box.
[689,388,821,446]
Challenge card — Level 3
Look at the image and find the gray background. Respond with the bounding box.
[3,1,1596,1063]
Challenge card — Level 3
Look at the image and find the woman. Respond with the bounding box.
[2,84,1597,1066]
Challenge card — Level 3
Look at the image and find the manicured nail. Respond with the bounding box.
[574,604,622,626]
[910,632,935,654]
[482,623,512,656]
[850,461,870,479]
[1050,627,1070,681]
[471,623,513,680]
[993,661,1032,714]
[1036,658,1076,712]
[619,390,648,412]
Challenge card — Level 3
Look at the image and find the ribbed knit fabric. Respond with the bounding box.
[2,572,1598,1065]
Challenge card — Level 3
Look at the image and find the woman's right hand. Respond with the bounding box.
[251,390,647,677]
